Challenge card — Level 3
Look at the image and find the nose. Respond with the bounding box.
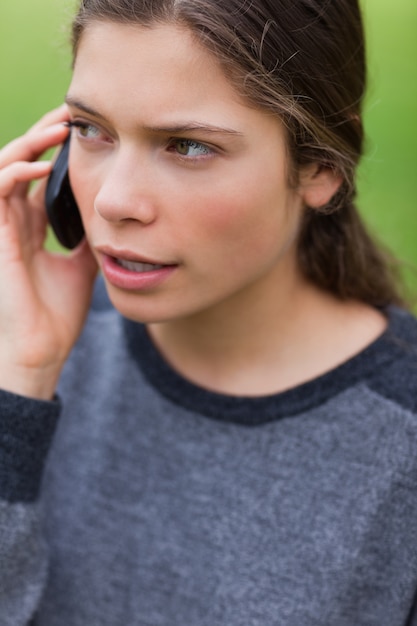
[93,148,157,225]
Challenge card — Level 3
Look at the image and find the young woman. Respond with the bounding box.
[1,1,417,624]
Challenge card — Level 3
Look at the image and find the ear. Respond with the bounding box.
[298,164,343,209]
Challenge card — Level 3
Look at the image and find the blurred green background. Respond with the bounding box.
[1,0,416,298]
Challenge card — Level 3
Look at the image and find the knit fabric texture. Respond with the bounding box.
[1,279,417,625]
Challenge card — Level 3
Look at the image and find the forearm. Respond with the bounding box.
[0,389,60,624]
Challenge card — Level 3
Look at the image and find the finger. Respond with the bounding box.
[0,161,52,226]
[29,132,75,218]
[27,179,51,250]
[30,173,49,207]
[0,123,69,169]
[0,160,52,196]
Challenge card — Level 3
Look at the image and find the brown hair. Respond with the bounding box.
[71,0,404,307]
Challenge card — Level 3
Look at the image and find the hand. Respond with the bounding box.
[0,106,98,399]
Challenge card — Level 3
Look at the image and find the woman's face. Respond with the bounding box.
[67,22,308,323]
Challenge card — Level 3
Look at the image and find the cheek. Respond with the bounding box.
[183,177,297,256]
[68,161,97,226]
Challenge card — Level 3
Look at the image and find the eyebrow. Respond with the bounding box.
[65,95,106,120]
[65,95,244,137]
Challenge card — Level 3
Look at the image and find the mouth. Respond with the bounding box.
[96,247,178,291]
[114,258,166,273]
[96,245,175,269]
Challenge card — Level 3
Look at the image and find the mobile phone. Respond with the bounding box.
[45,136,85,249]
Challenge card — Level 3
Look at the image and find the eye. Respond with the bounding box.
[68,121,109,142]
[170,139,212,158]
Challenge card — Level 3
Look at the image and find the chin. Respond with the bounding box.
[103,282,187,325]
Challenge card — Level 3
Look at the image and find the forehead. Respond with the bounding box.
[71,22,244,123]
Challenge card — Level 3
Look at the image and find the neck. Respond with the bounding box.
[147,265,387,397]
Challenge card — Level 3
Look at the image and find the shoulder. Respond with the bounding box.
[365,306,417,414]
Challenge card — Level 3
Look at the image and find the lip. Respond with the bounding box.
[96,246,178,291]
[96,245,171,266]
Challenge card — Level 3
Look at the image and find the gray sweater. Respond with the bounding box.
[1,280,417,625]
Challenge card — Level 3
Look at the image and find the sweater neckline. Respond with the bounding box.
[122,307,414,425]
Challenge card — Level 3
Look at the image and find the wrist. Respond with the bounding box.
[0,363,62,401]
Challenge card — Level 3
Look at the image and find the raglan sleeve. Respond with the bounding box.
[0,388,60,625]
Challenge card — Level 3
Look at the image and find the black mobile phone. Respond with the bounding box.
[45,136,85,249]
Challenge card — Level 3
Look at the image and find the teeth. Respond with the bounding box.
[116,258,164,272]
